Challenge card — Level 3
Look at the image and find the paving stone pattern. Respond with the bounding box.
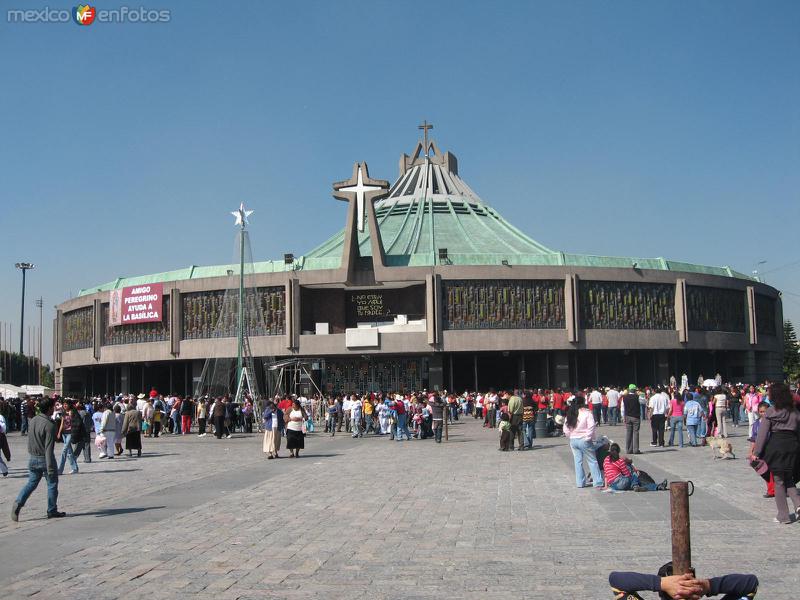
[1,418,798,599]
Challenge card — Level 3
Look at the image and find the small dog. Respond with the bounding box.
[707,436,735,460]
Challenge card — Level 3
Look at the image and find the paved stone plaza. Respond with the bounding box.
[1,419,797,599]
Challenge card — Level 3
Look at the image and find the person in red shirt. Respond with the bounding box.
[603,443,666,492]
[552,390,565,415]
[278,396,293,414]
[537,389,548,411]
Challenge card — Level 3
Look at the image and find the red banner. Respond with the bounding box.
[109,283,164,326]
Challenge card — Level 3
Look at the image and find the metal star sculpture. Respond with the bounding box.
[231,202,254,228]
[333,163,389,232]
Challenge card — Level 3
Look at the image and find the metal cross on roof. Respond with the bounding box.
[418,120,433,156]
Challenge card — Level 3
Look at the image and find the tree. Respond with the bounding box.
[784,320,800,382]
[0,351,47,387]
[40,363,55,388]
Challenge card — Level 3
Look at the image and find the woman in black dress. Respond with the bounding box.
[121,400,143,457]
[285,399,307,458]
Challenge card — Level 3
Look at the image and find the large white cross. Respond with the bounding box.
[338,165,384,232]
[231,202,254,228]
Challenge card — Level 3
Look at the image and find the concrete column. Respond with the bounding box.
[286,279,300,350]
[53,315,60,369]
[657,350,670,385]
[120,365,130,395]
[448,355,454,391]
[675,279,688,343]
[546,352,551,388]
[426,273,437,346]
[170,288,181,356]
[429,354,444,391]
[746,286,757,345]
[54,367,62,395]
[93,299,102,360]
[192,360,204,396]
[553,350,570,389]
[473,354,478,391]
[565,274,579,343]
[292,279,301,349]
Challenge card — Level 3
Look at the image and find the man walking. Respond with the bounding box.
[11,397,66,521]
[589,387,603,425]
[21,397,34,436]
[351,396,363,438]
[428,393,445,443]
[648,386,668,447]
[506,390,524,451]
[363,396,375,434]
[521,392,537,450]
[621,384,641,455]
[606,386,620,426]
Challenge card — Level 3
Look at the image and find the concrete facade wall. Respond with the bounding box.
[55,264,784,391]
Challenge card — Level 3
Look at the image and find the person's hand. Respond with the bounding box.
[660,573,703,599]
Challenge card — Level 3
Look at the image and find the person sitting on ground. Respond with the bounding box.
[602,443,667,492]
[609,561,758,599]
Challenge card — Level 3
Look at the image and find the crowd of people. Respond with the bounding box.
[3,375,799,530]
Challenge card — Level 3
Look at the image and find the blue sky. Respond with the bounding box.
[1,1,798,367]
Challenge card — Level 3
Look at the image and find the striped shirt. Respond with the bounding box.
[603,456,631,485]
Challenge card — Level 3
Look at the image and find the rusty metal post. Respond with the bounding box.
[670,481,692,575]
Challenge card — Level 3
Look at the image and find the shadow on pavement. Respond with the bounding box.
[135,453,179,458]
[290,453,341,458]
[78,468,143,474]
[72,506,166,517]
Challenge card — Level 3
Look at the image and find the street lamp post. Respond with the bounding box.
[35,297,43,385]
[15,262,35,355]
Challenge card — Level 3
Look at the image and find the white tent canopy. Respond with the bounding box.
[0,383,25,399]
[21,385,53,396]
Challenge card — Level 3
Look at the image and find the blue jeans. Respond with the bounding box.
[395,414,412,441]
[610,472,656,491]
[433,420,443,442]
[609,475,633,491]
[668,417,684,447]
[16,457,59,514]
[608,406,619,426]
[58,433,79,474]
[698,418,707,439]
[569,437,604,488]
[351,415,362,437]
[640,404,647,420]
[686,423,698,446]
[523,421,535,448]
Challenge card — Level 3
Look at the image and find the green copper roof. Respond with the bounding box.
[77,141,754,297]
